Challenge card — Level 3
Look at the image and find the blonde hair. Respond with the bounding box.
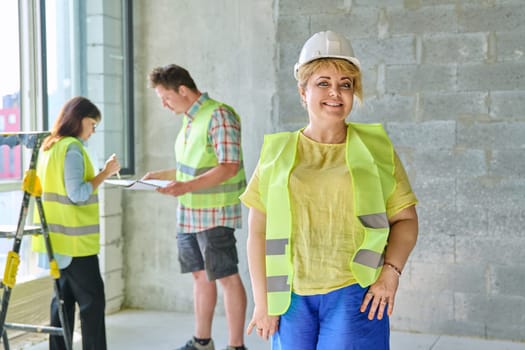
[296,58,363,105]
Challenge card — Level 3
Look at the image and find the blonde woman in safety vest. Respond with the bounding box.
[240,31,419,350]
[33,96,120,350]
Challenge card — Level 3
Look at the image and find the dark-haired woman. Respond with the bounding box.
[33,96,120,350]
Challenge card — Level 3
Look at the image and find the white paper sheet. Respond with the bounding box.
[104,179,171,190]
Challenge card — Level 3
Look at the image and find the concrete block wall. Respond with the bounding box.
[125,0,277,316]
[127,0,525,342]
[86,0,127,314]
[99,185,125,313]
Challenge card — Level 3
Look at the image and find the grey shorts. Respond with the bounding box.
[177,226,239,281]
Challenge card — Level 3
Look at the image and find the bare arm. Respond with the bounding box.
[156,162,239,197]
[247,207,268,314]
[245,207,280,340]
[384,205,419,272]
[360,205,418,320]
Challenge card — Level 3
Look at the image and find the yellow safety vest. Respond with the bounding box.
[175,98,246,208]
[32,137,100,256]
[259,123,396,315]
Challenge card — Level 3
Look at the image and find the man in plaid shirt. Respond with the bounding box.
[145,64,248,350]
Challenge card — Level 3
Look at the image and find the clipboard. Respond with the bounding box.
[104,179,171,190]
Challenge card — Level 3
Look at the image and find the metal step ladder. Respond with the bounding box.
[0,132,72,350]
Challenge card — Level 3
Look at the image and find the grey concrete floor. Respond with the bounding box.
[11,309,525,350]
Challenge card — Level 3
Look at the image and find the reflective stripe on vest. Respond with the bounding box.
[43,192,98,206]
[259,123,395,315]
[175,98,246,208]
[32,137,100,256]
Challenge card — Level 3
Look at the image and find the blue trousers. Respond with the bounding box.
[272,284,389,350]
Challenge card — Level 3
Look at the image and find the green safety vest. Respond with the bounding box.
[175,98,246,208]
[32,137,100,256]
[259,123,396,315]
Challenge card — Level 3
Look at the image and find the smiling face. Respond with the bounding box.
[299,66,355,126]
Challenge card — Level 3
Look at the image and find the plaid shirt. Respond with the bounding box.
[176,93,243,233]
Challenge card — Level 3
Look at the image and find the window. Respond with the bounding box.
[0,0,134,281]
[44,0,135,174]
[0,1,22,182]
[0,1,25,280]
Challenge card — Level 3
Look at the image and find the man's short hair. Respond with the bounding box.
[148,64,198,92]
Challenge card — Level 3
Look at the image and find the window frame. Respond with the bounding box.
[0,0,134,290]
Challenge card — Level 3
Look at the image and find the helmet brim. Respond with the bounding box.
[294,55,361,80]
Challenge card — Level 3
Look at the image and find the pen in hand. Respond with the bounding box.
[110,153,121,179]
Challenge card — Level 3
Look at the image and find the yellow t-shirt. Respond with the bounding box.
[240,132,417,295]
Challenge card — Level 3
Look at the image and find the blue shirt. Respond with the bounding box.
[64,141,94,203]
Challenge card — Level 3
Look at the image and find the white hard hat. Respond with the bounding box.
[294,30,361,80]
